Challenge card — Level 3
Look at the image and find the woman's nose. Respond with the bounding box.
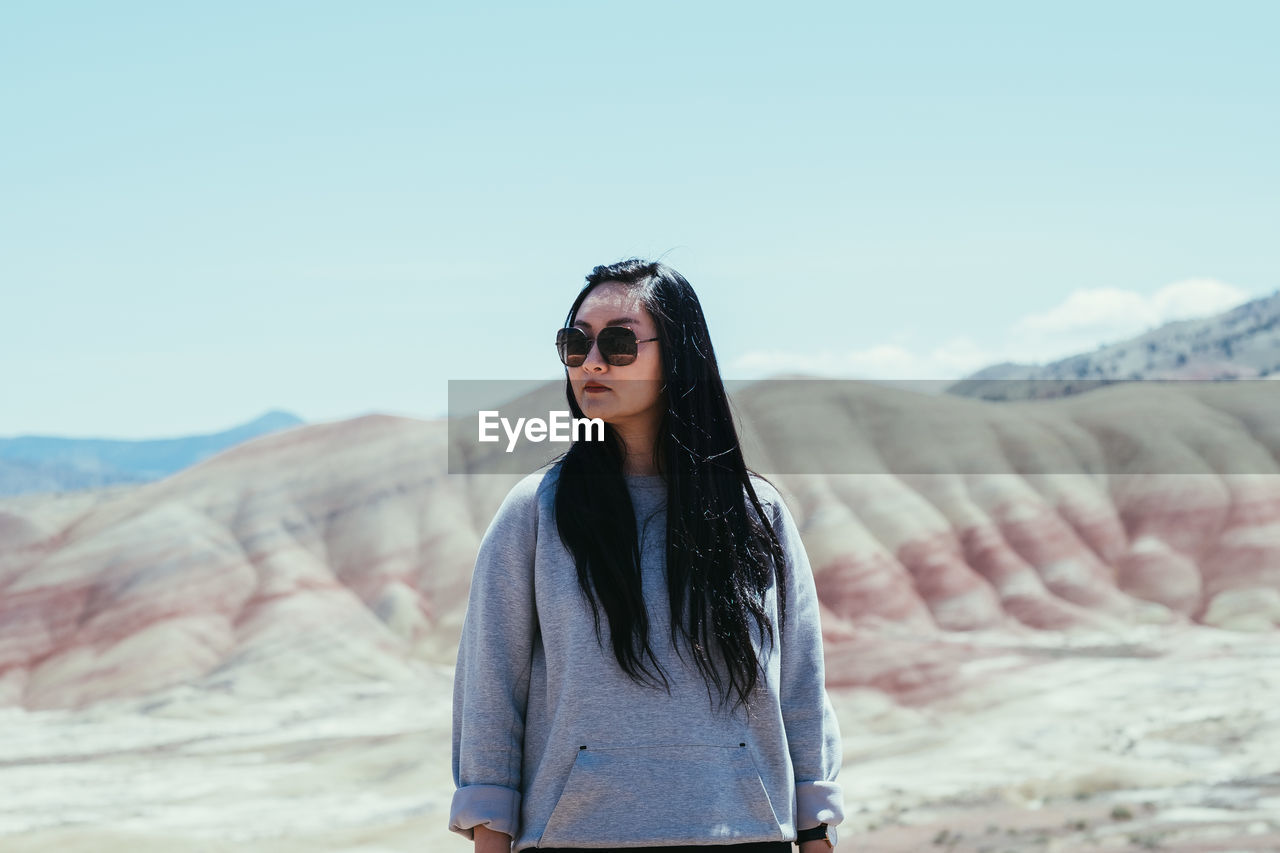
[581,339,608,371]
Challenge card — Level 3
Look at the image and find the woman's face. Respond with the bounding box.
[567,281,665,434]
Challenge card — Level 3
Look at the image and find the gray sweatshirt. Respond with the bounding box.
[449,465,844,850]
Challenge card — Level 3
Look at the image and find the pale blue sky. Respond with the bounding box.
[2,1,1277,438]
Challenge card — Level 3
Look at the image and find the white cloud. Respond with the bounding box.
[729,278,1258,380]
[1149,278,1252,322]
[1012,288,1155,339]
[731,337,1001,380]
[1008,278,1253,362]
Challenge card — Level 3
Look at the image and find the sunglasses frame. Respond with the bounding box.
[556,326,659,367]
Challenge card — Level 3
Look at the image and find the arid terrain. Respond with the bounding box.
[2,380,1278,851]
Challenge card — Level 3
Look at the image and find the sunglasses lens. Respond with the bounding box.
[556,328,589,366]
[597,327,638,365]
[557,326,646,366]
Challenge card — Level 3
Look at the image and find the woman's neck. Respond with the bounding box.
[622,453,658,476]
[612,420,659,476]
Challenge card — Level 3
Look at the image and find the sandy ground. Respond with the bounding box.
[1,625,1277,852]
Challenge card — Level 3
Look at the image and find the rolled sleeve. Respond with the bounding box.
[449,783,522,839]
[796,779,844,827]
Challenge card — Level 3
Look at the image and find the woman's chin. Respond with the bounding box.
[576,400,616,421]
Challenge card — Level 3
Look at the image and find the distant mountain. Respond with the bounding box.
[0,410,305,497]
[947,289,1280,400]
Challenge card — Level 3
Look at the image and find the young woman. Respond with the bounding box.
[449,259,844,852]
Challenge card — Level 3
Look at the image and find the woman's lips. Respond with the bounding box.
[582,383,611,393]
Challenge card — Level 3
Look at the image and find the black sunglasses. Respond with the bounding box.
[556,326,659,367]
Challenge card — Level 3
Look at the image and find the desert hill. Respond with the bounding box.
[3,379,1278,712]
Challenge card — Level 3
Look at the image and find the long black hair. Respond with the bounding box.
[553,258,787,711]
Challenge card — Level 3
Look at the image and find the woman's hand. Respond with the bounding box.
[473,824,511,853]
[800,840,834,852]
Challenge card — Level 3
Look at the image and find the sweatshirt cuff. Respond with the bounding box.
[449,784,521,839]
[796,780,845,829]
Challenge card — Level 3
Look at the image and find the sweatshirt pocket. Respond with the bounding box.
[539,742,781,847]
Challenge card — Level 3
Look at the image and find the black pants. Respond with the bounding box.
[532,843,791,852]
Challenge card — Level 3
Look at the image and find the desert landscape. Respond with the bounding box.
[2,379,1279,851]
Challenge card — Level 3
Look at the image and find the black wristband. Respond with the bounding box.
[796,823,829,844]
